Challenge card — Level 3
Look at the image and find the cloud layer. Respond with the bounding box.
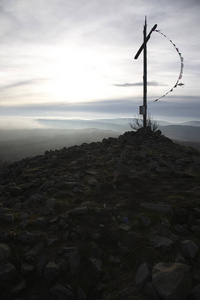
[0,0,199,124]
[0,96,199,124]
[114,81,167,87]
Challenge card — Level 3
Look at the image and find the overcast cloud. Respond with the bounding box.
[114,81,168,87]
[0,0,199,126]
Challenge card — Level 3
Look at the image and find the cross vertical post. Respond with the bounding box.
[134,17,157,128]
[143,16,147,128]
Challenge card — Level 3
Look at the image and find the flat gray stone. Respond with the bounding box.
[0,243,11,263]
[0,263,17,281]
[50,283,74,299]
[0,213,14,223]
[43,261,60,284]
[11,279,26,294]
[23,194,46,209]
[190,283,200,300]
[69,206,88,216]
[25,242,44,258]
[21,263,35,275]
[41,198,56,215]
[137,214,151,227]
[62,247,80,275]
[88,258,102,279]
[8,186,22,196]
[17,230,39,244]
[181,240,199,259]
[143,282,160,300]
[141,202,173,215]
[149,235,174,248]
[135,262,151,290]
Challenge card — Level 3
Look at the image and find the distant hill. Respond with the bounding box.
[0,128,120,162]
[37,118,131,132]
[159,125,200,142]
[181,121,200,127]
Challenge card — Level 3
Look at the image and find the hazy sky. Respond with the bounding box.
[0,0,200,126]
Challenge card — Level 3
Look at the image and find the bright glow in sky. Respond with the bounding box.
[0,0,200,125]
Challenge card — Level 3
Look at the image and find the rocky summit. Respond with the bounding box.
[1,127,200,300]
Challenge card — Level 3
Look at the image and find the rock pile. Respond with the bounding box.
[0,127,200,299]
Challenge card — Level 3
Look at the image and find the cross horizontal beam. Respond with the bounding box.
[134,24,157,60]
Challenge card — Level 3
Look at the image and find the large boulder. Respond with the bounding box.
[152,262,192,300]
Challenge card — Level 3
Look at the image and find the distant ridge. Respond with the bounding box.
[37,118,131,131]
[181,121,200,127]
[37,117,200,131]
[38,118,200,142]
[160,125,200,142]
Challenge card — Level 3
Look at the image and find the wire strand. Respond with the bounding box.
[153,30,184,102]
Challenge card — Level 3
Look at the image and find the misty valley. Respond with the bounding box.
[0,118,200,163]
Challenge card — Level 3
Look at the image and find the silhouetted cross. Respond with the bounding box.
[134,17,157,128]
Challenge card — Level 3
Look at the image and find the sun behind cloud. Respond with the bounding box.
[46,46,104,102]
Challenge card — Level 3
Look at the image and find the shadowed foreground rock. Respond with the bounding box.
[0,127,200,299]
[152,263,192,300]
